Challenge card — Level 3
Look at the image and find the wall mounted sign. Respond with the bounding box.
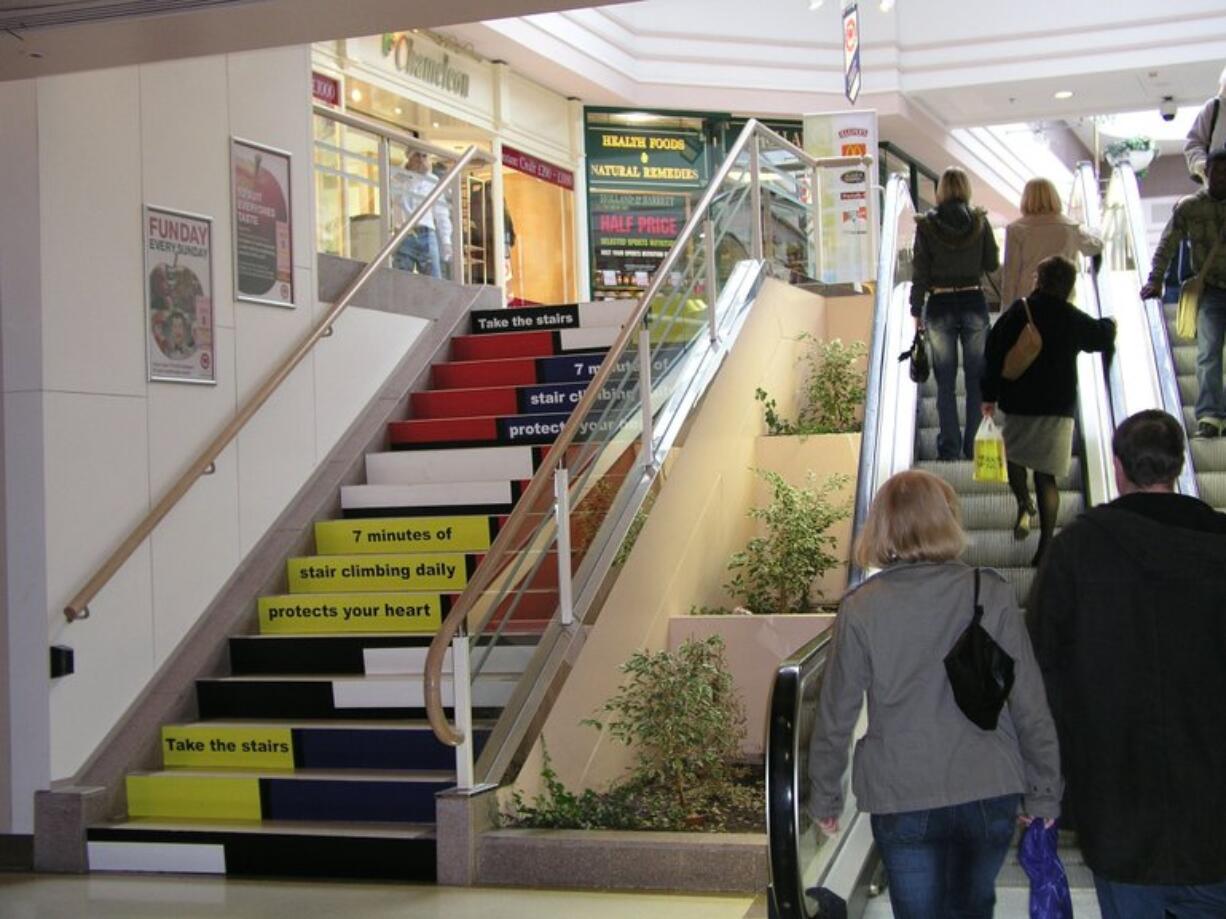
[144,205,216,384]
[585,127,707,189]
[311,71,341,106]
[842,1,862,105]
[230,138,294,308]
[381,32,471,99]
[589,190,688,298]
[502,145,574,190]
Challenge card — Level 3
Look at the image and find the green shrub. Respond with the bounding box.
[757,335,867,436]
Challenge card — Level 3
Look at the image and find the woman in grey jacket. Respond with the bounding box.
[809,470,1061,918]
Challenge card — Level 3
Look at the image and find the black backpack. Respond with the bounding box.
[944,569,1015,730]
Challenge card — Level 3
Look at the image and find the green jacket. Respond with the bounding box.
[1147,190,1226,289]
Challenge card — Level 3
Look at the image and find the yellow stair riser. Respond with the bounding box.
[286,553,469,594]
[162,726,294,770]
[258,593,443,634]
[315,516,494,555]
[127,774,262,821]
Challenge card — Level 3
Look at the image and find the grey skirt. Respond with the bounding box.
[1002,413,1074,477]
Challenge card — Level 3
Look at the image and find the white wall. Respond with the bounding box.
[0,44,427,829]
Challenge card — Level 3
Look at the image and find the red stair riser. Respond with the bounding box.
[387,417,498,446]
[451,331,556,361]
[411,388,519,419]
[432,358,539,390]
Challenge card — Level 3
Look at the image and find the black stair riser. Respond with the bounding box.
[228,633,536,676]
[197,679,500,721]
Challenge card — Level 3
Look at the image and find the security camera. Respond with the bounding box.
[1159,96,1178,122]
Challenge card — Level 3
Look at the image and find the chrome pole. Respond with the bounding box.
[452,633,475,789]
[554,465,574,626]
[639,324,655,470]
[750,136,764,261]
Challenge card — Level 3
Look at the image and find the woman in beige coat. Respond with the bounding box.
[1000,178,1102,307]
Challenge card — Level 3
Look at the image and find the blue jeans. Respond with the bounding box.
[1194,284,1226,422]
[1095,873,1226,918]
[926,291,989,459]
[871,794,1019,919]
[393,226,441,277]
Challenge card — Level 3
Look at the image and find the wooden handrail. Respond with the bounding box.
[63,147,482,622]
[423,119,874,747]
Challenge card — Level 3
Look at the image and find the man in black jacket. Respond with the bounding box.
[1028,410,1226,918]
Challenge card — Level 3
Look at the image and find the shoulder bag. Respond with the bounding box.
[1176,233,1226,340]
[1001,298,1042,381]
[944,569,1015,731]
[898,328,930,384]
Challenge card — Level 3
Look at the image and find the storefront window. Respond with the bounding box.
[313,114,382,260]
[502,147,577,305]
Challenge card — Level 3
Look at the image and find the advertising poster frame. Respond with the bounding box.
[803,109,878,285]
[230,136,295,308]
[143,204,217,385]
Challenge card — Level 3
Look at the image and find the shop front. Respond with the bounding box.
[312,31,581,303]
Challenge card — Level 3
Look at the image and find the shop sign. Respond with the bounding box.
[724,118,803,152]
[381,32,470,99]
[230,137,295,308]
[143,205,216,385]
[589,190,688,296]
[502,145,574,190]
[586,127,707,189]
[803,110,878,284]
[312,71,340,106]
[842,1,862,105]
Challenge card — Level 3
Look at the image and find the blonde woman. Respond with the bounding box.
[808,470,1060,918]
[1000,177,1102,307]
[911,168,1001,460]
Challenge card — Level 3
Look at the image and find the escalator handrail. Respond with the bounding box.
[1111,163,1199,497]
[849,173,914,588]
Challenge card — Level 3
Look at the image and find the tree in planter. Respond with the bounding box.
[756,335,867,436]
[725,469,851,614]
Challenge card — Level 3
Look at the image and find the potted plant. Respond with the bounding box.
[1105,136,1157,176]
[755,334,867,436]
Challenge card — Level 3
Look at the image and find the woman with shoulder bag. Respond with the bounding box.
[982,255,1116,567]
[911,167,1001,460]
[808,470,1061,918]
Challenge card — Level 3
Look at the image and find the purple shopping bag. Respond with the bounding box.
[1018,819,1074,919]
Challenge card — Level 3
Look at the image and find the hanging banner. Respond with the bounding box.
[803,110,878,284]
[842,1,862,105]
[144,205,216,385]
[231,137,294,308]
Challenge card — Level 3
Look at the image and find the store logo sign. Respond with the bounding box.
[381,33,470,99]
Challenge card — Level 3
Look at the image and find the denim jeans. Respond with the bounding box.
[871,794,1019,919]
[393,226,441,278]
[1094,873,1226,919]
[1195,283,1226,422]
[925,291,989,459]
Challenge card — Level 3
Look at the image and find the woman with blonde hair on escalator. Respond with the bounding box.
[1000,177,1102,308]
[808,469,1061,918]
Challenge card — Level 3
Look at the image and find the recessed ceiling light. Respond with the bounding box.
[432,121,440,128]
[350,88,362,103]
[808,0,824,9]
[394,107,403,115]
[879,0,895,10]
[1054,90,1074,100]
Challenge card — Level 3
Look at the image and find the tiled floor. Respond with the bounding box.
[0,874,756,919]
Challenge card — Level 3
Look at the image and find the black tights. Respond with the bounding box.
[1007,461,1059,561]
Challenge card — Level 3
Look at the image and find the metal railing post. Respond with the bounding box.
[639,324,655,470]
[553,465,574,626]
[705,216,719,343]
[452,632,475,789]
[749,136,764,260]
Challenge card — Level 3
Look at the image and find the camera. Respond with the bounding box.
[1159,96,1178,122]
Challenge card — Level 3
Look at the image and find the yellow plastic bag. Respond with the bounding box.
[973,416,1008,483]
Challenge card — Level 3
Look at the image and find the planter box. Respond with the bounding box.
[669,614,836,757]
[478,828,767,893]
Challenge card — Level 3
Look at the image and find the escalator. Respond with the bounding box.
[766,167,1120,917]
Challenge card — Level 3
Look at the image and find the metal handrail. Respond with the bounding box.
[63,146,482,622]
[1112,163,1199,497]
[423,118,873,747]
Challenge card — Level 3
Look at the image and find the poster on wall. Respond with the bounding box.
[230,137,294,307]
[588,190,688,300]
[144,205,216,385]
[803,109,878,284]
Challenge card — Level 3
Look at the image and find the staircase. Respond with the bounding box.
[913,370,1084,604]
[85,300,632,879]
[1163,301,1226,511]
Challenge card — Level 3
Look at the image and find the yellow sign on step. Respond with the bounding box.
[287,553,469,593]
[162,725,294,770]
[315,516,494,555]
[127,773,262,821]
[259,593,444,634]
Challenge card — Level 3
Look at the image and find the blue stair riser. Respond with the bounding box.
[228,634,538,676]
[293,727,489,771]
[196,680,503,721]
[262,778,447,823]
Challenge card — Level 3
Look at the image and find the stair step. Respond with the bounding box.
[365,445,538,485]
[432,352,608,390]
[411,381,589,419]
[286,552,478,594]
[126,769,451,824]
[158,722,490,772]
[915,459,1082,493]
[196,673,519,720]
[87,818,437,879]
[388,412,572,449]
[450,327,615,361]
[469,301,633,335]
[958,493,1084,530]
[340,481,520,518]
[315,515,499,555]
[964,524,1080,568]
[228,633,538,676]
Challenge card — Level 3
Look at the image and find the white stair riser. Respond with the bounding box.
[366,446,535,485]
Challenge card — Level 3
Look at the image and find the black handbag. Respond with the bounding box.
[899,328,930,384]
[944,569,1015,730]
